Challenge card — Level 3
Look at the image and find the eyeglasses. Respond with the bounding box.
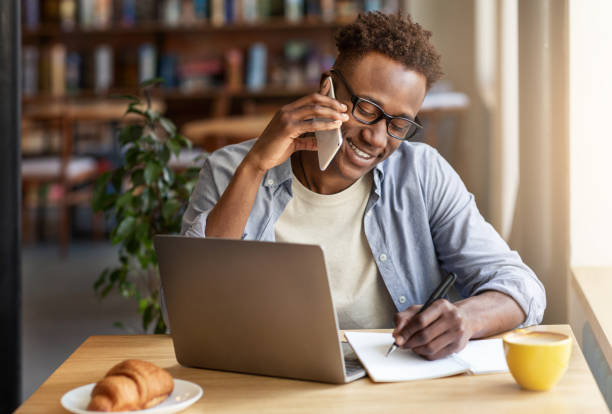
[330,69,422,141]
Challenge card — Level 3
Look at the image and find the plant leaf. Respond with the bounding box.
[93,269,109,292]
[159,145,170,164]
[111,167,125,192]
[92,172,112,212]
[139,77,164,88]
[176,134,193,149]
[142,303,154,331]
[144,162,161,185]
[160,117,176,135]
[162,167,175,185]
[131,169,145,187]
[162,199,181,222]
[119,124,144,146]
[166,138,181,157]
[115,216,136,242]
[112,94,140,104]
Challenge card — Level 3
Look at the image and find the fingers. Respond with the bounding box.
[291,104,350,123]
[393,301,444,347]
[283,91,348,114]
[412,332,461,360]
[392,299,471,360]
[301,118,343,134]
[392,306,421,342]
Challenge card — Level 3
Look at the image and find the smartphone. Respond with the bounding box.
[314,77,343,171]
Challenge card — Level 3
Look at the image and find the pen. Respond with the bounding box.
[385,272,457,357]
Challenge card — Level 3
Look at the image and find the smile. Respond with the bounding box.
[347,139,374,160]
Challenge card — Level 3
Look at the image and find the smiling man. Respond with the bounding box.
[181,12,545,360]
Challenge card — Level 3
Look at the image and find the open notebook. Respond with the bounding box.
[345,331,509,382]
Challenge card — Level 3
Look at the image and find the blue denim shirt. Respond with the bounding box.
[182,139,545,326]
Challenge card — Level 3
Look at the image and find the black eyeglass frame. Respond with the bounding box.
[330,69,423,141]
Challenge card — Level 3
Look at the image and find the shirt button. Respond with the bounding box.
[399,296,407,304]
[266,179,274,186]
[366,210,372,217]
[379,253,387,262]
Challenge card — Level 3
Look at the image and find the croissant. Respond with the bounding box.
[87,359,174,412]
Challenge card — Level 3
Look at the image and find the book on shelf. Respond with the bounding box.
[136,0,156,23]
[336,0,358,22]
[24,0,40,30]
[242,0,258,22]
[194,0,209,21]
[284,0,304,22]
[246,43,267,91]
[138,44,157,83]
[211,0,225,26]
[50,44,67,96]
[381,0,400,14]
[94,0,113,28]
[225,48,244,91]
[43,0,61,24]
[320,0,334,22]
[119,0,136,26]
[23,46,39,96]
[78,0,94,28]
[66,51,82,92]
[364,0,381,12]
[178,57,223,91]
[304,0,320,20]
[181,0,197,25]
[59,0,77,30]
[95,45,114,93]
[160,54,179,88]
[162,0,182,26]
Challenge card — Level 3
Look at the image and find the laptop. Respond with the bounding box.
[154,235,366,384]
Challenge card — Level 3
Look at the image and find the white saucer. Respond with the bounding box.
[60,379,203,414]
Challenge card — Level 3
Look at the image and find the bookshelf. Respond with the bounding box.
[22,0,401,126]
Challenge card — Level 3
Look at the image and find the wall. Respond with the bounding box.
[569,0,612,267]
[409,0,491,218]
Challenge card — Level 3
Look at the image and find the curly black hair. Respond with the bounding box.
[334,12,443,90]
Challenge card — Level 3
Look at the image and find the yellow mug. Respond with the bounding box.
[503,329,572,391]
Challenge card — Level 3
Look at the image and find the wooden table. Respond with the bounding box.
[16,325,608,413]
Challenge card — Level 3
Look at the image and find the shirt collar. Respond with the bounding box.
[262,155,386,194]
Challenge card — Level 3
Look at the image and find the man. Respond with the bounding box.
[182,12,545,360]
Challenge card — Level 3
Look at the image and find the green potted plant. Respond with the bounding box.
[92,79,203,333]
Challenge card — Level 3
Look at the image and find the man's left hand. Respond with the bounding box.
[392,299,473,360]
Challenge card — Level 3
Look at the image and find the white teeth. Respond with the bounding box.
[348,140,373,159]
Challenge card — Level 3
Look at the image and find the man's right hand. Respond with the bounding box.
[244,78,349,173]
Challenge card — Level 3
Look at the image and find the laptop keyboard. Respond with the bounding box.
[341,342,365,377]
[344,358,365,377]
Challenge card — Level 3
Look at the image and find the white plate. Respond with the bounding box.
[61,379,203,414]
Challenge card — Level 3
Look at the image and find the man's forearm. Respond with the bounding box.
[205,157,266,239]
[456,291,527,339]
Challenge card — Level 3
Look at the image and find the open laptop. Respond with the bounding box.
[154,235,366,384]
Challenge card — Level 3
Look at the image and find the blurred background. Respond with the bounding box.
[10,0,612,408]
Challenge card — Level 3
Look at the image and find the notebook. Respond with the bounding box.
[345,331,509,382]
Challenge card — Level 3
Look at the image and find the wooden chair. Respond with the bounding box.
[181,114,273,153]
[21,98,166,254]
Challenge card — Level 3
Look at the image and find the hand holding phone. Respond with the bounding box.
[314,77,343,170]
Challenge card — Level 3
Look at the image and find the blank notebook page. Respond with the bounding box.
[345,331,508,382]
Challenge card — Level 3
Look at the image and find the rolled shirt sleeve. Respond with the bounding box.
[181,157,218,237]
[422,148,545,326]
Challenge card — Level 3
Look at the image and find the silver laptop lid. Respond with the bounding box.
[154,235,349,384]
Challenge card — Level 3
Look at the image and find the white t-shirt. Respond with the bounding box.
[274,172,396,329]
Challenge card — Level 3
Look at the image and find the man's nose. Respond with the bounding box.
[360,119,389,148]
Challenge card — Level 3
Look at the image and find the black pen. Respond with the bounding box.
[385,272,457,357]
